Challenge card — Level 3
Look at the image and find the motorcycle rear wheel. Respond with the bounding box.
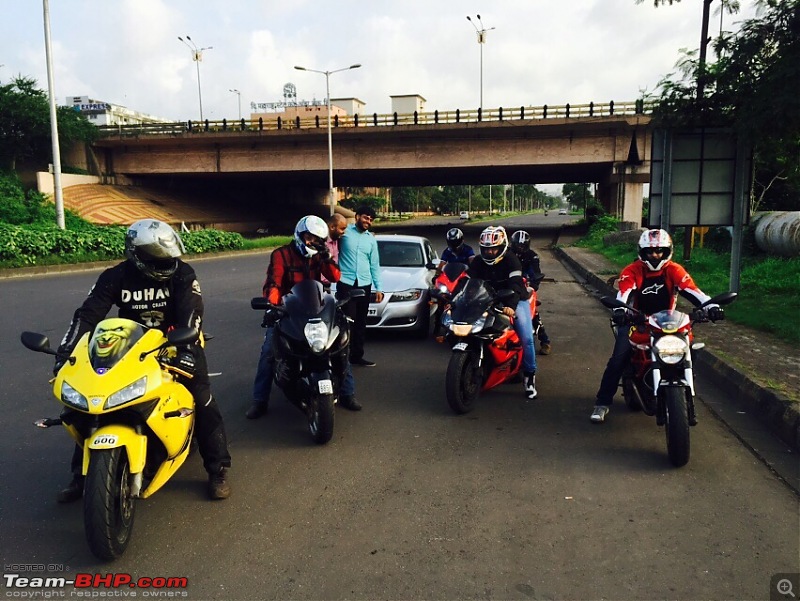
[84,448,136,560]
[308,394,335,444]
[663,386,690,467]
[446,352,481,414]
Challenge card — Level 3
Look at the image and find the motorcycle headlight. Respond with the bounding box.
[449,314,486,337]
[61,381,88,410]
[654,335,688,365]
[389,289,423,302]
[304,321,329,353]
[105,376,148,409]
[438,284,449,294]
[471,315,487,333]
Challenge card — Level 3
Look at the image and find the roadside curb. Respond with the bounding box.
[552,244,800,453]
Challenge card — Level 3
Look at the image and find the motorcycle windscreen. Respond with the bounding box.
[88,318,145,372]
[283,279,328,318]
[650,309,691,333]
[450,278,494,324]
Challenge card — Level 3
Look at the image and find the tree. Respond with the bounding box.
[0,76,97,172]
[647,0,800,211]
[562,183,594,210]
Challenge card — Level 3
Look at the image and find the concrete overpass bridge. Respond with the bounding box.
[89,101,653,230]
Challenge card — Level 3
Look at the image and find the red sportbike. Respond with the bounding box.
[437,277,530,414]
[431,262,469,341]
[600,291,737,467]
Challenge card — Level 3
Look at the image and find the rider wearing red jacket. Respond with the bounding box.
[591,229,721,423]
[247,215,361,418]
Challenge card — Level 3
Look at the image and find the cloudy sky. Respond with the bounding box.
[4,0,758,122]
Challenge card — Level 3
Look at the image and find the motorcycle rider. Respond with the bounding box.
[432,228,475,340]
[246,215,361,418]
[54,219,232,501]
[467,226,538,399]
[510,230,552,355]
[591,228,723,423]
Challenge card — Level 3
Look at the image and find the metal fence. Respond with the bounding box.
[96,100,654,139]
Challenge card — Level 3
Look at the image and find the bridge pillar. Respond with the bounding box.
[600,167,646,228]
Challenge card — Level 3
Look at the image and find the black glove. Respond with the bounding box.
[174,351,196,375]
[612,308,628,326]
[706,305,724,322]
[632,311,647,326]
[261,308,279,328]
[317,246,332,262]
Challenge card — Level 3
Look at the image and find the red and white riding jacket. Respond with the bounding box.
[616,260,712,316]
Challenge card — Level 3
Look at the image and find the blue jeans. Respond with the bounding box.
[252,327,355,404]
[514,300,537,375]
[595,326,632,406]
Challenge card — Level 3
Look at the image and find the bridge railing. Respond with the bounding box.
[96,100,654,139]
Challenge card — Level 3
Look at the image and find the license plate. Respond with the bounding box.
[318,379,334,394]
[367,308,378,317]
[453,342,468,351]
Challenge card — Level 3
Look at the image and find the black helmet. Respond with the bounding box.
[446,228,464,251]
[510,230,530,254]
[124,219,185,281]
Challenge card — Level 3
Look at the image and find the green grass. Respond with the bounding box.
[575,222,800,345]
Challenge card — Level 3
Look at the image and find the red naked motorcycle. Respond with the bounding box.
[600,291,737,467]
[438,277,525,414]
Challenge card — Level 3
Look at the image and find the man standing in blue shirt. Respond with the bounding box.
[337,205,384,369]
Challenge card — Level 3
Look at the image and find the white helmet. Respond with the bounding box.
[293,215,329,258]
[638,228,673,271]
[479,226,509,265]
[124,219,185,281]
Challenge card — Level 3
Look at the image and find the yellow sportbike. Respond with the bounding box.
[21,317,200,560]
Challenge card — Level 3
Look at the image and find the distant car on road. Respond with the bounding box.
[558,208,568,215]
[367,234,439,338]
[459,210,470,220]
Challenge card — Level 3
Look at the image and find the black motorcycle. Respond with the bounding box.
[251,280,362,444]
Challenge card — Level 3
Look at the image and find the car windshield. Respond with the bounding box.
[378,241,424,267]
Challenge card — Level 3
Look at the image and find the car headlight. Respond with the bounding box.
[654,335,688,365]
[105,376,148,409]
[61,381,88,410]
[389,289,423,302]
[304,320,329,353]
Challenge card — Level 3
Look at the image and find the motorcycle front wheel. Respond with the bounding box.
[445,351,482,414]
[308,394,335,444]
[663,386,690,467]
[84,448,136,560]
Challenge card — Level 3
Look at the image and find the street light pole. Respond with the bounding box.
[294,63,362,216]
[42,0,64,229]
[229,88,241,120]
[466,14,495,111]
[178,35,213,122]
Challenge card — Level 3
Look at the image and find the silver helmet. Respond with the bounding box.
[124,219,185,281]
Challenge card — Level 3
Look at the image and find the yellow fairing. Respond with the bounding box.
[55,319,196,499]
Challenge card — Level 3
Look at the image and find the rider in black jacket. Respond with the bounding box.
[467,226,538,399]
[54,219,232,502]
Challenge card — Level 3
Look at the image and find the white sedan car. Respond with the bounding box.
[367,234,439,338]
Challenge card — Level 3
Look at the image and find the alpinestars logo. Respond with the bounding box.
[641,283,664,295]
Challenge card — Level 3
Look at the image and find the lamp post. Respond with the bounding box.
[294,63,362,216]
[42,0,64,229]
[466,14,495,111]
[178,35,213,122]
[229,88,241,120]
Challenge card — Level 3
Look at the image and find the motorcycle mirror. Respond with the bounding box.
[599,296,626,310]
[251,297,270,310]
[20,331,56,355]
[167,327,199,347]
[705,291,738,307]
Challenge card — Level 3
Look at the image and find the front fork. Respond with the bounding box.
[651,348,697,427]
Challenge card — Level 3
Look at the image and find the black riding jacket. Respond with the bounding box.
[466,252,530,307]
[58,260,203,355]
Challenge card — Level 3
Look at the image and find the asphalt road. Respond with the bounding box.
[1,214,797,601]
